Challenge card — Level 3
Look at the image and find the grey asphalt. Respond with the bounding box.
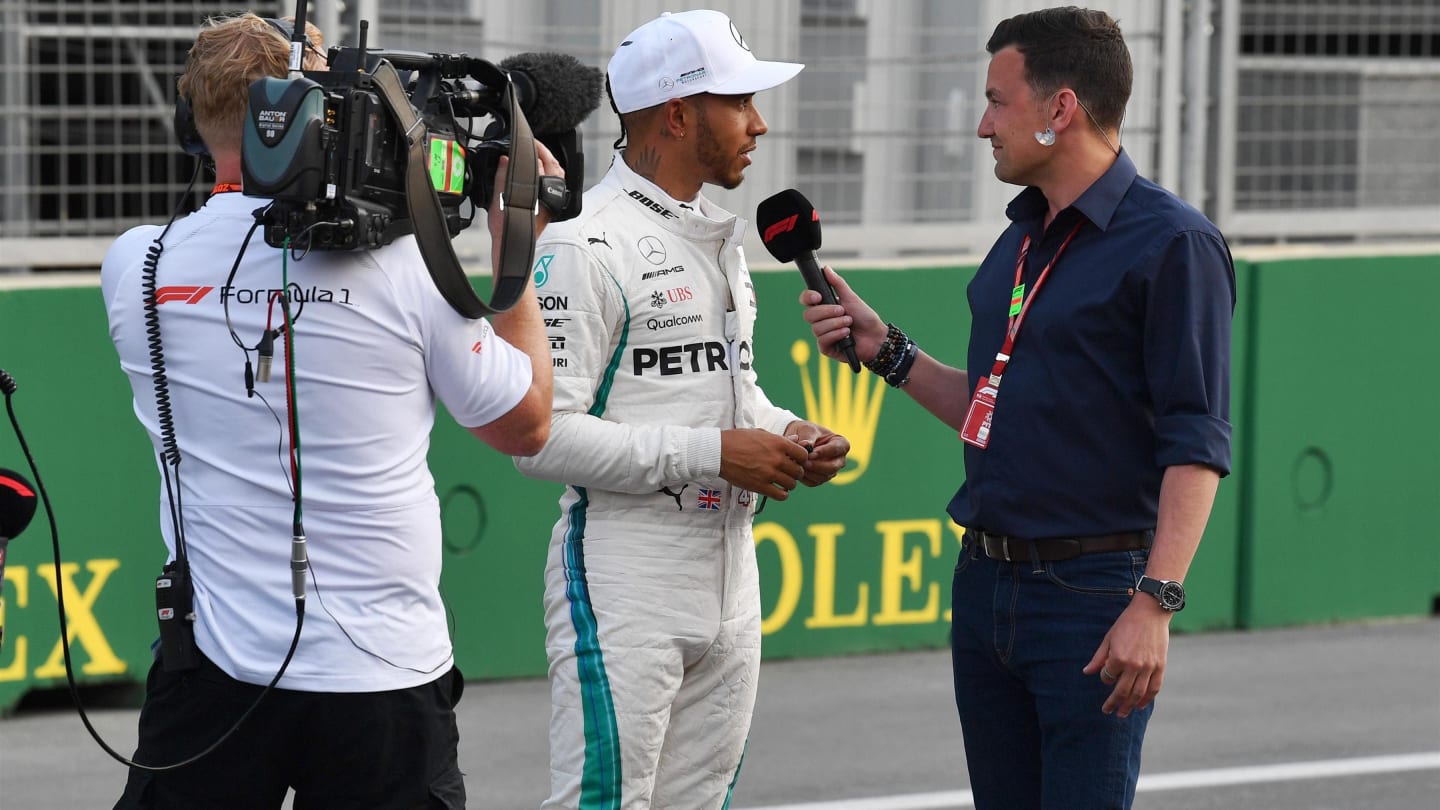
[1,618,1437,809]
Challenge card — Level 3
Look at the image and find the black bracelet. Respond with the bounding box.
[863,323,908,377]
[885,340,918,388]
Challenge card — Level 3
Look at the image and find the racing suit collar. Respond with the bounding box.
[607,151,743,244]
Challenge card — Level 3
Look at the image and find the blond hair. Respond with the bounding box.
[177,13,325,156]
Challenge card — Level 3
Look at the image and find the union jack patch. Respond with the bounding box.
[697,488,723,510]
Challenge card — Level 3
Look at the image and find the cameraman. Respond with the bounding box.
[100,13,558,809]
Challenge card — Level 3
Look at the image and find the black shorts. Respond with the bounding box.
[113,650,466,810]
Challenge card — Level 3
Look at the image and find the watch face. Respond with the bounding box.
[1158,581,1186,611]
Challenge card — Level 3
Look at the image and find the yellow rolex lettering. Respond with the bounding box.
[755,522,804,635]
[34,560,126,678]
[804,523,869,629]
[0,566,30,681]
[873,519,943,625]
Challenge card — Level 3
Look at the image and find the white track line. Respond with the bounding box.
[739,751,1440,810]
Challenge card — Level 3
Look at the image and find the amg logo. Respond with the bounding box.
[641,266,685,280]
[627,189,679,220]
[633,342,728,376]
[538,295,569,311]
[544,317,570,328]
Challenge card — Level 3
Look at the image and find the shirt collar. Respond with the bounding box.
[606,151,741,242]
[1005,148,1138,232]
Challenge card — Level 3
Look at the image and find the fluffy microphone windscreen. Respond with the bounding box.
[499,52,605,135]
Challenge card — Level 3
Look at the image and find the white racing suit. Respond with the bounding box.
[515,155,798,809]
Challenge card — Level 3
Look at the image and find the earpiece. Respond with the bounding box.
[173,94,209,156]
[1034,127,1056,147]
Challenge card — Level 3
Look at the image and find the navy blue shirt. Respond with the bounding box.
[947,150,1234,540]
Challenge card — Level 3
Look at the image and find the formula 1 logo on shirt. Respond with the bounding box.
[697,488,723,510]
[153,285,214,305]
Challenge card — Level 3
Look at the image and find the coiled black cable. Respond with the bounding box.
[140,240,181,469]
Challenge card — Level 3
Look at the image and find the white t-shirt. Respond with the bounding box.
[100,192,532,692]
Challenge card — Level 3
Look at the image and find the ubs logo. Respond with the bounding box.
[638,236,667,265]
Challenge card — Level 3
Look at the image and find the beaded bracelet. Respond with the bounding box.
[861,323,919,387]
[885,340,918,388]
[863,323,908,376]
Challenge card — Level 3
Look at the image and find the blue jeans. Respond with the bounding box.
[950,533,1153,810]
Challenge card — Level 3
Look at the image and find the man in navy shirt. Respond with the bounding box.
[799,7,1233,808]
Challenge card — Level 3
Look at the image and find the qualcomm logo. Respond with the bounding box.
[533,254,554,288]
[791,339,885,486]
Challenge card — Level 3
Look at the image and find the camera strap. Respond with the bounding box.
[369,62,536,317]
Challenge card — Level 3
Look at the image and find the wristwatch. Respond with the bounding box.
[1135,575,1186,612]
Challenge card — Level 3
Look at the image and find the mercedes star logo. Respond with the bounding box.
[659,76,675,91]
[638,236,667,265]
[730,21,751,51]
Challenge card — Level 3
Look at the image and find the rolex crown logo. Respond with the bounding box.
[791,339,885,485]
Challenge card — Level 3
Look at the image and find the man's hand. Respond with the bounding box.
[719,429,811,501]
[1082,596,1173,718]
[799,267,888,365]
[486,142,566,245]
[783,420,851,487]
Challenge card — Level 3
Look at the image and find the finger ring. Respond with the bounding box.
[1100,668,1118,681]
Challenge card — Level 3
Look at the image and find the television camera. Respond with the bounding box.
[238,8,602,316]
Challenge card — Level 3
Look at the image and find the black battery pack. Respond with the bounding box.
[155,560,198,672]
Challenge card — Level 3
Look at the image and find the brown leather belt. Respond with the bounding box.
[969,529,1151,563]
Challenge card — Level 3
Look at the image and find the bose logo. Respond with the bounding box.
[628,190,679,220]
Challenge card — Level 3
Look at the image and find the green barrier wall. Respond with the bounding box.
[0,253,1433,712]
[1236,253,1440,626]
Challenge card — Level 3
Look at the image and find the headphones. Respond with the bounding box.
[172,18,312,157]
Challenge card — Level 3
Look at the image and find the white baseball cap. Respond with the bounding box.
[607,9,804,114]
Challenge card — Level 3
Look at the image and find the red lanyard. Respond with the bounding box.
[211,182,243,195]
[987,221,1085,382]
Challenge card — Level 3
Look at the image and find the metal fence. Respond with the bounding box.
[0,0,1436,270]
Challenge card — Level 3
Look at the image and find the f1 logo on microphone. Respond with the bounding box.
[761,208,818,245]
[154,286,214,305]
[762,215,797,245]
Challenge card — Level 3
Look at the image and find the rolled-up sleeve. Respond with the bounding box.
[1145,229,1236,476]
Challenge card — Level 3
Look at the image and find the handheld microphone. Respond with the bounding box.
[756,189,861,373]
[0,468,38,652]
